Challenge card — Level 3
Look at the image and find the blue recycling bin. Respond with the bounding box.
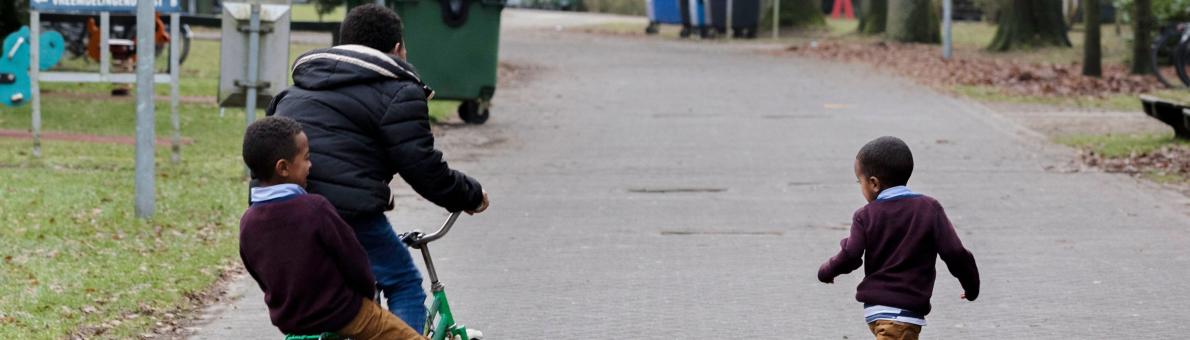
[646,0,683,34]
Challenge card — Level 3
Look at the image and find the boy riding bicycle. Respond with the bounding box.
[266,4,490,332]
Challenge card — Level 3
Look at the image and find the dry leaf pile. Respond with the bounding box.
[1079,146,1190,178]
[783,40,1188,185]
[784,41,1160,97]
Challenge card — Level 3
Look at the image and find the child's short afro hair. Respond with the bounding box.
[243,116,304,181]
[339,4,404,53]
[856,136,914,187]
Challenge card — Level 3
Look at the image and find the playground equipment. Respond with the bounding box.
[0,27,66,107]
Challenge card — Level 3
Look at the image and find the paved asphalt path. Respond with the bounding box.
[190,9,1190,339]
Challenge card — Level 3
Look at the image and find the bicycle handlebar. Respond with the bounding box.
[403,212,462,248]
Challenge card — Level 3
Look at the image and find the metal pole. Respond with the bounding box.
[772,0,779,39]
[100,12,110,77]
[170,13,181,163]
[30,11,40,158]
[135,0,156,218]
[189,0,197,14]
[942,0,952,60]
[245,3,261,127]
[420,246,440,286]
[726,0,733,40]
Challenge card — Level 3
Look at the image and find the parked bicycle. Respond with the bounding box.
[284,212,482,340]
[1152,23,1190,88]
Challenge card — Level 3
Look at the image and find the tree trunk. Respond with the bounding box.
[987,0,1071,51]
[858,0,887,34]
[1083,0,1102,76]
[1132,0,1154,75]
[886,0,938,43]
[763,0,825,29]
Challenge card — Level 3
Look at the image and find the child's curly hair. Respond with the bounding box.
[857,136,914,187]
[242,116,303,180]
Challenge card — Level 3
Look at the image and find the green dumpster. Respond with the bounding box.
[390,0,505,124]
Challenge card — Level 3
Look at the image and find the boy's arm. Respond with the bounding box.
[933,202,980,301]
[313,198,377,299]
[379,83,485,213]
[239,247,268,293]
[818,212,867,283]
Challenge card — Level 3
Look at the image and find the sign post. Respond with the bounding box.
[244,3,261,127]
[28,0,184,161]
[170,12,181,163]
[772,0,779,40]
[135,0,155,218]
[217,0,291,113]
[726,0,733,40]
[942,0,953,60]
[28,0,184,218]
[100,12,110,77]
[30,10,41,157]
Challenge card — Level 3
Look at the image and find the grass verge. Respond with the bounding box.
[0,98,246,338]
[952,84,1144,112]
[290,3,347,22]
[1057,133,1190,158]
[0,35,457,338]
[1057,132,1190,184]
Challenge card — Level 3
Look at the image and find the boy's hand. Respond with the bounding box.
[817,263,835,284]
[466,191,489,215]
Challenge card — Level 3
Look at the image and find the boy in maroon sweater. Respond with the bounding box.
[818,136,980,340]
[239,116,422,339]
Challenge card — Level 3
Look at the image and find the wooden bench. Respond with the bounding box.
[1139,94,1190,139]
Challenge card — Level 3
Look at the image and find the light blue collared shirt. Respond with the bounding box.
[249,183,307,204]
[875,185,917,201]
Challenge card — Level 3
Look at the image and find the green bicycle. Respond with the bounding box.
[401,212,483,340]
[285,212,481,340]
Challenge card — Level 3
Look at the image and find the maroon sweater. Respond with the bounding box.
[817,195,979,315]
[240,194,375,334]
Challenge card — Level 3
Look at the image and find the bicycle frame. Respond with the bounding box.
[407,212,475,340]
[424,282,470,340]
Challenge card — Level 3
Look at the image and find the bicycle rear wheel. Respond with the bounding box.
[1175,35,1190,86]
[1153,27,1185,88]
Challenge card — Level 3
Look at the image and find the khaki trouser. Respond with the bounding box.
[338,298,425,340]
[868,320,922,340]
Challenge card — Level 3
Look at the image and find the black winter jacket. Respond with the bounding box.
[266,45,484,220]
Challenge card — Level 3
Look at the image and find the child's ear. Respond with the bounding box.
[868,176,881,190]
[274,159,290,178]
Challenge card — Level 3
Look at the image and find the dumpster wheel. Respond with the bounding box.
[645,22,660,35]
[459,100,490,124]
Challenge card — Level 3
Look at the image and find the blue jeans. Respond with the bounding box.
[349,214,427,333]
